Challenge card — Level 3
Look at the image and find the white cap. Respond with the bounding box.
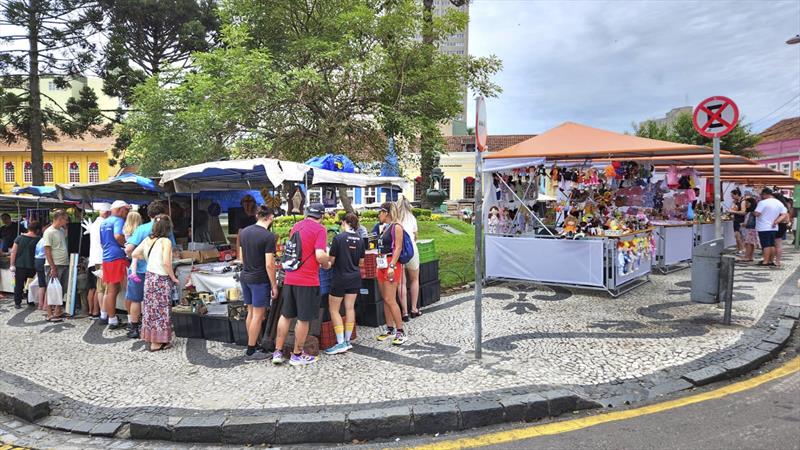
[93,202,112,212]
[110,200,131,210]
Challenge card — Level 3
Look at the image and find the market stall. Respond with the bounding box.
[481,122,715,296]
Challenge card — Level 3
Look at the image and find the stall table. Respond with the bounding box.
[651,221,694,274]
[695,220,735,248]
[485,229,652,297]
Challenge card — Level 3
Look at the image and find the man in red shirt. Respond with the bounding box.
[272,203,330,366]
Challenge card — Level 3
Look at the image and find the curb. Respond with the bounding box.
[0,273,797,445]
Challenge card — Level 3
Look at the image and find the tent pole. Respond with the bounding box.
[190,191,194,244]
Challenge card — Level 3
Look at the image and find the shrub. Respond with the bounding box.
[412,208,432,219]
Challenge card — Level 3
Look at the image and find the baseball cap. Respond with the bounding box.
[110,200,131,210]
[93,202,112,212]
[305,203,324,219]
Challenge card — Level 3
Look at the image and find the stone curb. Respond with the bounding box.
[0,272,797,445]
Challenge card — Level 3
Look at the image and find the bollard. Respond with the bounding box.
[719,255,735,325]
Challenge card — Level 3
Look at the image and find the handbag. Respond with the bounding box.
[745,213,756,229]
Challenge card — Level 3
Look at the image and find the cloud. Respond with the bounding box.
[467,0,800,134]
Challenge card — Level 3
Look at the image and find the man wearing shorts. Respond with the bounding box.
[87,203,111,319]
[754,188,788,267]
[125,202,175,338]
[272,203,330,366]
[100,200,130,329]
[43,210,69,321]
[238,205,277,362]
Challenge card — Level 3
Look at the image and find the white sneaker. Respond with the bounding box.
[271,350,285,365]
[392,333,408,345]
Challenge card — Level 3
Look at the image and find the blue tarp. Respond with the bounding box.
[174,190,265,213]
[305,154,356,173]
[11,186,58,198]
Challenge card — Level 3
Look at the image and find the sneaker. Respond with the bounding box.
[325,342,349,355]
[376,328,394,341]
[244,349,270,363]
[345,341,353,350]
[126,324,140,339]
[108,321,127,331]
[392,332,408,345]
[289,352,316,366]
[271,350,285,365]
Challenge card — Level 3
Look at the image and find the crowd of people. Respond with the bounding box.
[730,187,794,268]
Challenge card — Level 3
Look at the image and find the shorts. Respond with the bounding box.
[777,223,787,240]
[377,256,403,284]
[241,281,271,308]
[329,277,361,298]
[404,241,420,271]
[34,258,47,288]
[758,230,776,249]
[87,269,97,290]
[281,285,321,322]
[733,221,741,233]
[94,265,106,294]
[102,259,128,284]
[125,274,144,302]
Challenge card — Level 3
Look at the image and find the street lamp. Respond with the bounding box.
[787,34,800,45]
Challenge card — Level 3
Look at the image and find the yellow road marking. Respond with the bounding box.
[402,356,800,450]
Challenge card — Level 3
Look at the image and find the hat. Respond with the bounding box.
[110,200,131,210]
[305,203,324,219]
[93,202,112,212]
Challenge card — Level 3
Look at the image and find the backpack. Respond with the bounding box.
[385,224,415,264]
[281,230,304,272]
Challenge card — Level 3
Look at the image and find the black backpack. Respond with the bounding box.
[281,230,304,272]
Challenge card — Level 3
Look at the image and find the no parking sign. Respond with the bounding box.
[692,96,739,138]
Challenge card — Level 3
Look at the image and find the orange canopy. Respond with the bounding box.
[484,122,709,160]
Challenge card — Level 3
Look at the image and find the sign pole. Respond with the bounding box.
[713,136,721,240]
[474,148,483,359]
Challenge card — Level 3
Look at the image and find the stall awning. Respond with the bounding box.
[160,158,308,193]
[484,122,710,160]
[57,173,163,202]
[11,186,59,198]
[0,194,77,212]
[717,175,800,185]
[309,169,408,189]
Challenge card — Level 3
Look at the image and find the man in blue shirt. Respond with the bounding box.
[100,200,130,330]
[124,202,176,339]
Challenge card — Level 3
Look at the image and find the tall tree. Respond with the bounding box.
[635,112,761,158]
[0,0,106,185]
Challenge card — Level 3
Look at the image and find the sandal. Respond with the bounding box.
[149,343,173,352]
[410,310,422,318]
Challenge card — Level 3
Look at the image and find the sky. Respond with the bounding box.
[466,0,800,135]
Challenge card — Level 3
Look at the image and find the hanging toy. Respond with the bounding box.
[666,165,679,189]
[488,206,500,234]
[617,242,627,276]
[604,164,616,180]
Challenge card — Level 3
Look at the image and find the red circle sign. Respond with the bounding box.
[692,96,739,138]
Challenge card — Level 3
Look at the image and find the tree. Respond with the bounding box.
[0,0,106,185]
[634,112,761,159]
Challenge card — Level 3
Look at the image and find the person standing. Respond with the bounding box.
[86,203,111,319]
[375,202,407,345]
[738,197,758,263]
[729,188,745,254]
[396,197,421,320]
[272,203,330,366]
[238,205,278,362]
[237,195,258,231]
[123,211,142,241]
[754,188,788,267]
[324,213,365,355]
[9,221,41,308]
[125,202,176,339]
[131,215,180,352]
[34,226,48,311]
[0,213,24,252]
[100,200,131,329]
[772,193,791,268]
[43,210,70,322]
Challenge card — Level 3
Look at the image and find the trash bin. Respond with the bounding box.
[691,238,724,304]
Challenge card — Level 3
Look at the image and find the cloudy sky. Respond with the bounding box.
[466,0,800,135]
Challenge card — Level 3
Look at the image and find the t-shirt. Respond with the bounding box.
[35,238,46,260]
[284,218,327,287]
[13,235,40,269]
[100,215,126,262]
[400,214,418,240]
[42,226,68,266]
[127,221,176,274]
[238,224,277,284]
[755,197,787,232]
[237,214,257,232]
[88,216,106,267]
[329,231,365,285]
[0,222,23,251]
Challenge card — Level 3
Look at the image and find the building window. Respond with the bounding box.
[441,178,451,199]
[780,162,791,175]
[308,187,322,204]
[69,161,80,183]
[793,160,800,172]
[43,162,54,183]
[463,177,475,199]
[4,162,14,183]
[767,163,778,170]
[23,161,32,183]
[365,186,377,204]
[88,162,100,182]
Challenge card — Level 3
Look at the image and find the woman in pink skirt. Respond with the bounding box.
[132,214,180,352]
[739,197,759,263]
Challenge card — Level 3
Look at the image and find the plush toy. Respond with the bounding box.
[617,242,627,276]
[562,214,579,238]
[666,165,679,188]
[587,168,599,186]
[488,206,500,234]
[550,165,559,184]
[604,164,616,180]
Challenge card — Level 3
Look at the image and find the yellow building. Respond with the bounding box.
[0,134,116,193]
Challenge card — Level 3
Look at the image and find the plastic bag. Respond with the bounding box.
[47,277,63,306]
[28,283,39,305]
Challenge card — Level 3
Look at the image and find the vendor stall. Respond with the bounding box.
[480,122,715,296]
[651,220,695,273]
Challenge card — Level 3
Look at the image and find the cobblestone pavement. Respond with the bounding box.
[0,249,797,417]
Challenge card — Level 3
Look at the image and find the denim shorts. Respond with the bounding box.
[758,230,777,248]
[241,281,271,308]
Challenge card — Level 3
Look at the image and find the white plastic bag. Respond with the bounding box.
[47,278,63,306]
[27,283,39,305]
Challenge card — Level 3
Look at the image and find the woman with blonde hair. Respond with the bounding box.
[123,211,142,240]
[395,196,421,320]
[375,202,407,345]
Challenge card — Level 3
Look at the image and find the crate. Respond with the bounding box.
[360,253,377,279]
[231,318,248,346]
[419,260,439,285]
[419,280,441,307]
[201,315,234,343]
[417,239,437,264]
[172,311,203,339]
[356,301,385,328]
[357,278,382,304]
[319,268,333,295]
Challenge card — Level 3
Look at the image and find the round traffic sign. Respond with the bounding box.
[475,96,488,152]
[693,96,739,139]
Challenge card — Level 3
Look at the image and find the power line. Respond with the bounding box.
[750,92,800,126]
